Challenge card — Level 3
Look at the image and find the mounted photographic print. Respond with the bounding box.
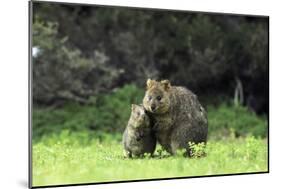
[29,0,269,188]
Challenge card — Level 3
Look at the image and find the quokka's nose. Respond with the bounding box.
[151,105,156,111]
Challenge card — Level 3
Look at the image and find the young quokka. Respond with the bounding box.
[122,104,156,158]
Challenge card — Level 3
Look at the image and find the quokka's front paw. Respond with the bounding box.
[123,150,132,158]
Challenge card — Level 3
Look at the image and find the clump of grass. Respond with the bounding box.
[188,142,206,158]
[245,136,263,160]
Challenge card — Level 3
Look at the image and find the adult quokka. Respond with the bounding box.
[143,79,208,156]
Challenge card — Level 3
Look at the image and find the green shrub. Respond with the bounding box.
[32,17,122,105]
[207,103,268,138]
[188,142,206,158]
[94,84,145,132]
[33,84,144,139]
[33,85,267,140]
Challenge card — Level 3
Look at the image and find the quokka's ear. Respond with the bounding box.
[161,80,171,91]
[146,78,156,89]
[131,104,137,111]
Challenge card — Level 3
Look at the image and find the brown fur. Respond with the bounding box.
[122,104,156,157]
[143,79,208,156]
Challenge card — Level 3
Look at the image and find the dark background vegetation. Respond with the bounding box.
[32,2,269,140]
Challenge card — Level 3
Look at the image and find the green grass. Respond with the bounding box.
[32,85,268,187]
[32,131,268,187]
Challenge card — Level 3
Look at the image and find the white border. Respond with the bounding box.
[1,0,280,189]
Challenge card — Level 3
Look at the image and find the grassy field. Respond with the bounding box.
[32,85,268,187]
[32,132,268,187]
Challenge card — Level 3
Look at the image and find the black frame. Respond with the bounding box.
[28,0,270,188]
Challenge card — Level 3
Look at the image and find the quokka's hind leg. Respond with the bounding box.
[170,140,180,156]
[171,141,191,157]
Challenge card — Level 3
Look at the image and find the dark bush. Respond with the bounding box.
[32,17,123,105]
[33,3,268,114]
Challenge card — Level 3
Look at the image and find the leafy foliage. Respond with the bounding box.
[33,2,268,114]
[33,84,144,139]
[33,85,267,140]
[207,103,268,138]
[188,142,206,158]
[33,17,122,105]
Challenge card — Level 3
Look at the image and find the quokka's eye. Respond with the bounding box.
[157,96,162,101]
[137,111,140,116]
[148,96,152,101]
